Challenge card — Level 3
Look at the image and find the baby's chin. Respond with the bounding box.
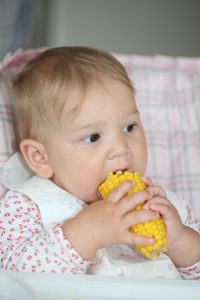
[84,193,101,204]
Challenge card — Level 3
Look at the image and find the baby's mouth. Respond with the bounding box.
[112,168,128,175]
[99,168,130,186]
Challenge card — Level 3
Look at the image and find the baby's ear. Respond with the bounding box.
[20,139,53,179]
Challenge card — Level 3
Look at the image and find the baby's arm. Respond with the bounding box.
[0,191,89,274]
[144,186,200,269]
[62,180,159,261]
[166,226,200,268]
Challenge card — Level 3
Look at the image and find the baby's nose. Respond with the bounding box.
[108,136,129,159]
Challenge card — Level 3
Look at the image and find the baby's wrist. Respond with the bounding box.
[166,225,187,253]
[166,226,200,268]
[62,217,97,261]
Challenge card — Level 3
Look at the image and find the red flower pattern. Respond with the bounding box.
[0,189,199,278]
[0,191,88,274]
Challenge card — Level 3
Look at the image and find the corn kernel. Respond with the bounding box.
[98,171,167,259]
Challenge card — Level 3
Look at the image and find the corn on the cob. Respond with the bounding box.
[98,171,167,259]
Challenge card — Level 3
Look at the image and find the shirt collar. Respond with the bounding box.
[1,152,86,224]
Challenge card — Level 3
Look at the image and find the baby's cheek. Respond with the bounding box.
[79,181,99,204]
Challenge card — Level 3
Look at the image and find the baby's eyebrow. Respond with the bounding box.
[129,110,139,116]
[71,110,140,134]
[71,121,104,134]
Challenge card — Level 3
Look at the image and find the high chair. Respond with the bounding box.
[0,49,199,299]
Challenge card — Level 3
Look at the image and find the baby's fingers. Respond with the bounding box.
[122,208,159,246]
[118,190,153,214]
[145,185,166,198]
[143,195,173,210]
[105,180,133,203]
[147,202,179,222]
[124,209,159,228]
[123,231,154,246]
[141,176,153,186]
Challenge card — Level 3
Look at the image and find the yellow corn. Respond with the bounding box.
[98,171,167,259]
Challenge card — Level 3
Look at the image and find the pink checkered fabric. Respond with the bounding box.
[116,54,200,220]
[0,50,200,220]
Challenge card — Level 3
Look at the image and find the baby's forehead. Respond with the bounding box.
[62,79,135,118]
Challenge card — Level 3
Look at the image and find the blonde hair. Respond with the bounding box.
[12,47,134,141]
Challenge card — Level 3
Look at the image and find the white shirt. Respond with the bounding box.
[0,152,199,279]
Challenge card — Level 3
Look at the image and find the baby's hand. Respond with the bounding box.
[143,185,184,251]
[144,185,200,267]
[62,181,159,260]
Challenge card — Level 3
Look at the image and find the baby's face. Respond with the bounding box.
[44,79,147,203]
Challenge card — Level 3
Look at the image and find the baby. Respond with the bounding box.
[0,47,200,279]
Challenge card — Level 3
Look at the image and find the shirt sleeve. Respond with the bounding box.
[177,200,200,279]
[0,190,90,274]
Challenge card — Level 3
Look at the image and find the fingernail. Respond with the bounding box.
[146,192,153,199]
[128,180,134,187]
[147,238,154,244]
[143,204,149,209]
[154,212,159,218]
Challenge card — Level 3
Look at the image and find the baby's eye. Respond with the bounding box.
[83,133,101,143]
[122,123,136,133]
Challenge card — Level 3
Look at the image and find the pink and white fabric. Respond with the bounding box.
[116,55,200,221]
